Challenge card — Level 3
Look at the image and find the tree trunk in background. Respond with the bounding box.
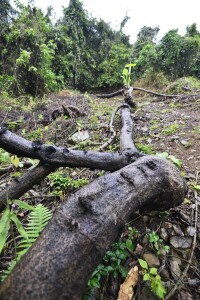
[0,156,187,300]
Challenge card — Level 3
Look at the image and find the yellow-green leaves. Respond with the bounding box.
[10,155,20,168]
[0,208,10,253]
[10,213,29,241]
[0,207,29,255]
[122,63,136,88]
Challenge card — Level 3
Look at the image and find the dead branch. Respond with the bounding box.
[97,89,124,98]
[0,155,187,300]
[120,106,137,153]
[174,93,200,102]
[100,104,130,151]
[0,103,143,211]
[63,105,86,117]
[0,127,142,172]
[0,163,55,212]
[51,105,85,120]
[97,86,200,100]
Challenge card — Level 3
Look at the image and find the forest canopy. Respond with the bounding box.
[0,0,200,96]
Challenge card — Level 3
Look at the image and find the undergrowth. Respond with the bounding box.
[0,202,52,282]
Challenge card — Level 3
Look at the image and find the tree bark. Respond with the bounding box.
[0,155,187,300]
[0,127,142,171]
[0,163,55,211]
[0,123,142,211]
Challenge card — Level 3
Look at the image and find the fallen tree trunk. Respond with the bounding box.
[0,155,187,300]
[0,115,142,211]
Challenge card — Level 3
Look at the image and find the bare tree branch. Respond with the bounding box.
[0,127,142,172]
[0,163,55,212]
[100,104,130,151]
[120,106,137,153]
[97,86,200,99]
[97,89,124,98]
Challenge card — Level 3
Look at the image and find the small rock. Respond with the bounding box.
[135,244,143,255]
[160,269,170,281]
[143,253,160,267]
[162,222,173,229]
[141,126,149,132]
[188,279,200,287]
[0,183,7,189]
[71,171,77,177]
[143,216,150,223]
[172,135,179,140]
[170,257,181,281]
[186,226,196,237]
[160,228,168,242]
[71,130,90,143]
[180,140,188,146]
[172,224,184,236]
[170,236,192,249]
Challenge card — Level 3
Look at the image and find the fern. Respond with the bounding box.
[1,204,52,281]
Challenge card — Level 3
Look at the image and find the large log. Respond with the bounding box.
[0,155,187,300]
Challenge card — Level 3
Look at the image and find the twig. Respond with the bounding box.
[0,111,8,126]
[99,104,129,151]
[165,172,199,299]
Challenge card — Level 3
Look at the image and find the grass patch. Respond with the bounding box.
[162,123,179,135]
[136,143,154,154]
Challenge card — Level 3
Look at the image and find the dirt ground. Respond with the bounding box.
[0,89,200,299]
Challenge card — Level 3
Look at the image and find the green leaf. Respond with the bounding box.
[10,213,29,241]
[14,200,35,211]
[143,273,151,281]
[149,267,158,275]
[126,239,134,250]
[90,277,100,288]
[156,152,168,159]
[138,259,148,269]
[10,155,20,168]
[0,208,10,254]
[193,185,200,190]
[168,155,182,167]
[123,69,128,75]
[151,279,166,299]
[125,63,136,68]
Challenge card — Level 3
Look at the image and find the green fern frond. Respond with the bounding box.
[1,203,52,282]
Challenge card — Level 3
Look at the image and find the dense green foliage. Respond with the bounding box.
[0,0,200,96]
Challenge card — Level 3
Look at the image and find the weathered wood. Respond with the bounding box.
[0,155,187,300]
[120,106,137,152]
[0,127,142,172]
[97,86,199,99]
[97,89,124,98]
[0,104,143,211]
[0,163,55,211]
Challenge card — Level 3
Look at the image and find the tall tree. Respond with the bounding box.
[133,26,159,59]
